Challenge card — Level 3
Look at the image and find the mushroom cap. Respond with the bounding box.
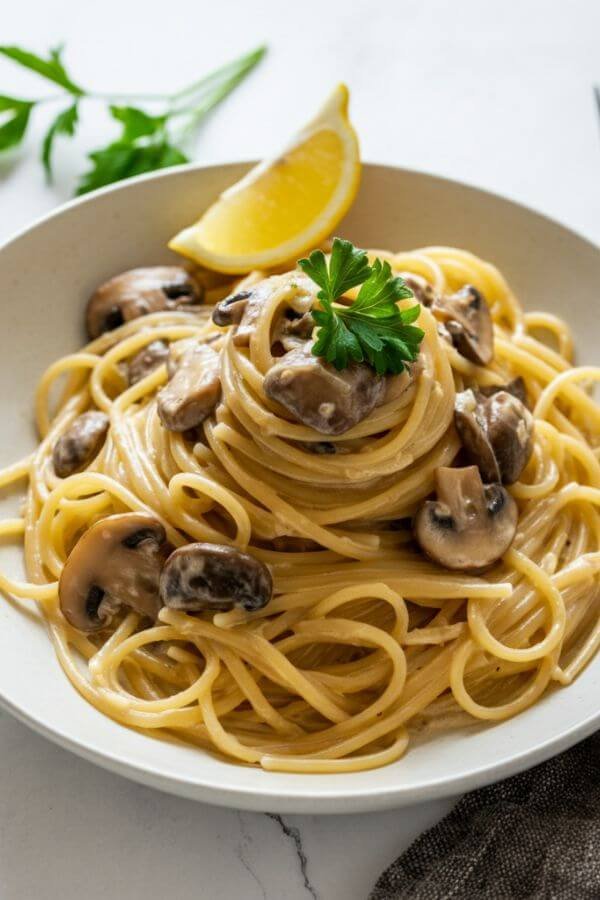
[127,340,169,385]
[455,388,534,484]
[432,285,494,366]
[414,465,518,571]
[379,357,422,406]
[59,513,169,632]
[454,389,500,483]
[52,411,109,478]
[157,342,221,432]
[479,376,527,406]
[159,542,273,612]
[400,273,437,308]
[270,536,321,552]
[86,267,201,339]
[213,273,315,349]
[212,290,254,326]
[273,310,315,353]
[264,343,386,435]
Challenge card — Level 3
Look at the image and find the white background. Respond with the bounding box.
[1,1,599,897]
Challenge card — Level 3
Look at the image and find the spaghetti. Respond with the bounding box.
[1,245,599,773]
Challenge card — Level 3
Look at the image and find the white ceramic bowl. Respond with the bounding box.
[0,163,598,813]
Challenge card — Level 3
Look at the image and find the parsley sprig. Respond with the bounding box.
[0,44,265,194]
[298,238,424,375]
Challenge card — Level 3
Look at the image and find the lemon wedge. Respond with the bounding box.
[169,84,361,273]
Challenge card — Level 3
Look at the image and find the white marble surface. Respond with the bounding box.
[0,1,598,897]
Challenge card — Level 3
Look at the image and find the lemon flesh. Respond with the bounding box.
[169,84,360,273]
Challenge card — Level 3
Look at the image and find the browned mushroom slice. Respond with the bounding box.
[59,513,169,632]
[379,358,422,406]
[264,344,386,435]
[127,340,169,385]
[478,376,527,406]
[401,274,437,307]
[212,289,254,326]
[52,411,109,478]
[431,285,493,365]
[212,283,271,346]
[300,441,337,454]
[213,274,315,348]
[273,310,315,352]
[271,536,321,552]
[414,465,518,571]
[159,543,273,612]
[233,281,282,348]
[157,343,221,432]
[455,388,534,484]
[165,337,198,378]
[86,267,201,339]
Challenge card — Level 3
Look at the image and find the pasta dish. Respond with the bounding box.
[0,239,598,774]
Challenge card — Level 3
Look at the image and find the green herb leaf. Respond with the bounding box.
[0,44,265,193]
[0,44,84,95]
[0,94,34,151]
[110,105,166,141]
[41,102,79,180]
[301,238,425,375]
[298,238,371,304]
[170,45,267,110]
[76,140,187,195]
[354,258,414,315]
[76,102,183,194]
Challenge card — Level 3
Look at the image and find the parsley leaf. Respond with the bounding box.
[354,258,414,315]
[41,102,79,180]
[109,106,166,141]
[0,94,34,151]
[0,43,265,193]
[300,239,425,375]
[76,103,187,194]
[299,238,371,303]
[76,140,187,195]
[0,44,84,95]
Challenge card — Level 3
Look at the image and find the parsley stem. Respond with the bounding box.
[168,45,266,109]
[29,47,266,117]
[34,92,169,106]
[88,92,168,103]
[169,50,266,144]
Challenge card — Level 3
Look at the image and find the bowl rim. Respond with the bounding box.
[2,158,598,257]
[0,159,598,813]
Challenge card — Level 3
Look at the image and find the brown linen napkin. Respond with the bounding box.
[370,732,600,900]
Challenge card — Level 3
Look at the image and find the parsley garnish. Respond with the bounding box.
[298,238,424,375]
[0,44,266,192]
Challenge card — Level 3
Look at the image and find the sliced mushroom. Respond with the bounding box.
[127,340,169,385]
[212,283,271,347]
[431,285,493,365]
[213,274,314,348]
[273,310,315,352]
[478,375,527,406]
[212,289,254,327]
[59,513,169,632]
[300,440,337,454]
[86,267,201,339]
[379,358,422,406]
[271,536,321,552]
[52,411,109,478]
[157,343,221,432]
[159,543,273,612]
[455,388,534,484]
[402,274,437,307]
[414,465,518,571]
[264,344,386,435]
[165,337,198,378]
